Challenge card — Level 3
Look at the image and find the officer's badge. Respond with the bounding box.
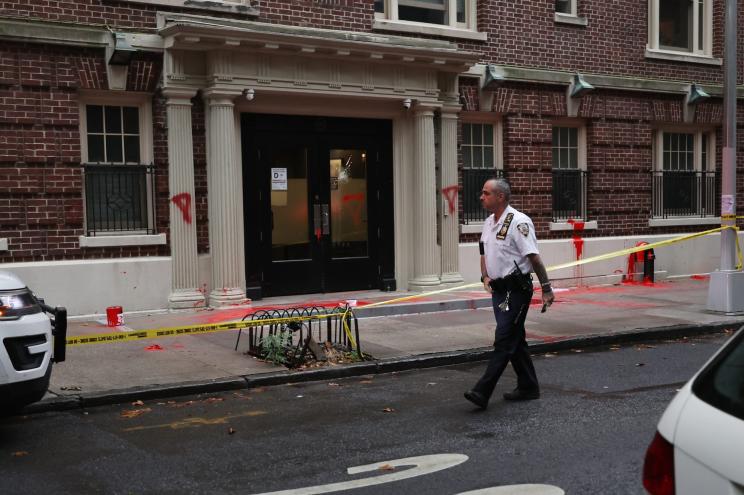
[517,223,530,237]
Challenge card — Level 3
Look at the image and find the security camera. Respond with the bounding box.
[402,98,412,109]
[244,88,255,101]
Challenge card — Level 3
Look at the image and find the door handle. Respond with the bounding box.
[313,204,321,235]
[321,203,330,235]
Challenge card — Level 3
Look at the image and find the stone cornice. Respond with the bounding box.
[157,12,477,73]
[473,64,744,99]
[0,17,163,51]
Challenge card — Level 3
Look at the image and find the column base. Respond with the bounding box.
[706,270,744,314]
[440,272,464,285]
[209,287,250,308]
[408,275,441,291]
[168,289,206,310]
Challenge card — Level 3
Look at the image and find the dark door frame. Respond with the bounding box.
[241,114,395,299]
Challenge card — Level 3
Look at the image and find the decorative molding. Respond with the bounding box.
[329,62,342,89]
[372,19,487,41]
[649,217,721,227]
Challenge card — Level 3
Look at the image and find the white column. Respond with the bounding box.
[204,91,248,306]
[164,89,205,309]
[440,108,463,284]
[409,105,441,289]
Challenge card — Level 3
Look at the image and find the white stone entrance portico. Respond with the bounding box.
[158,12,478,307]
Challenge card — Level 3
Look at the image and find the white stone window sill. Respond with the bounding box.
[373,19,487,41]
[554,13,588,26]
[648,217,721,227]
[645,48,722,66]
[79,234,167,248]
[0,238,7,251]
[549,220,598,231]
[461,223,485,235]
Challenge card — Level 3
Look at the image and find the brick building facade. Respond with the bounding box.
[0,0,741,315]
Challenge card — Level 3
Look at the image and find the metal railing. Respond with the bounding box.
[652,171,717,218]
[462,168,506,224]
[552,169,587,221]
[83,164,156,236]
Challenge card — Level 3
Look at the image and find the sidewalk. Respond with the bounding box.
[31,276,744,412]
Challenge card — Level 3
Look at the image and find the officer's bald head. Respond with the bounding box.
[487,178,511,202]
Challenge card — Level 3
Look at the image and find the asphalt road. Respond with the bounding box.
[0,332,732,495]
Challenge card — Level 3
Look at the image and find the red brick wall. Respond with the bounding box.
[0,41,166,262]
[458,80,743,243]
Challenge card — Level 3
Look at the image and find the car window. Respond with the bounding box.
[692,329,744,421]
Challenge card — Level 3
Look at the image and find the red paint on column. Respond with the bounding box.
[171,192,192,224]
[441,185,459,215]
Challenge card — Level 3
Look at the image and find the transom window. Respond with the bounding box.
[375,0,472,29]
[552,127,579,170]
[649,0,711,55]
[86,105,141,163]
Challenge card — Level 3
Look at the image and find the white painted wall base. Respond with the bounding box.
[1,255,212,317]
[2,231,738,316]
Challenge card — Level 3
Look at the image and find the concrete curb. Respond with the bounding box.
[23,321,743,415]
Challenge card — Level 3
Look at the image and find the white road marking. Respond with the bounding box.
[457,484,565,495]
[249,453,468,495]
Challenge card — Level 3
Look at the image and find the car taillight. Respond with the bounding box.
[0,288,42,321]
[643,431,675,495]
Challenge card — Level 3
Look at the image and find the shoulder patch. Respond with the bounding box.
[517,223,530,237]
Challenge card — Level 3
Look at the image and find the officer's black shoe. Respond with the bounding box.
[464,390,488,409]
[503,388,540,401]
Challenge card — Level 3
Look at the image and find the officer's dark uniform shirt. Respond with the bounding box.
[480,205,539,280]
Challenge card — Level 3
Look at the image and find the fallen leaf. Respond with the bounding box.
[204,397,224,404]
[120,408,152,419]
[359,380,374,384]
[378,464,395,471]
[11,451,29,457]
[382,407,395,413]
[132,400,145,407]
[328,382,340,387]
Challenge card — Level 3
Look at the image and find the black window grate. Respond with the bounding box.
[552,169,587,221]
[462,168,506,224]
[652,170,718,218]
[83,163,156,236]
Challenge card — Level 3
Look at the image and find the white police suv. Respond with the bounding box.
[0,270,66,412]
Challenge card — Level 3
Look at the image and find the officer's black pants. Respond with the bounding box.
[472,288,539,400]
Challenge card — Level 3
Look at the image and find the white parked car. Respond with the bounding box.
[0,270,66,412]
[643,327,744,494]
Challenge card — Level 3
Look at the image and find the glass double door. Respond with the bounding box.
[243,115,392,298]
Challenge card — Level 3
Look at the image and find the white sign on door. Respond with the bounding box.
[271,168,287,191]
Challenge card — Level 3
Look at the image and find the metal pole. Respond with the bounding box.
[707,0,743,313]
[720,0,737,270]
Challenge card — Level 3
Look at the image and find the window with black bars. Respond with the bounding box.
[83,105,154,234]
[462,123,502,224]
[551,127,586,220]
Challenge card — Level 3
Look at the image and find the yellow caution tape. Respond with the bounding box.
[66,225,741,346]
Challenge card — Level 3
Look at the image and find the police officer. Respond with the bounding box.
[464,178,555,410]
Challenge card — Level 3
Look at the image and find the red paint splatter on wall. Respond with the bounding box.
[171,192,193,224]
[567,219,585,259]
[342,193,365,225]
[441,185,459,215]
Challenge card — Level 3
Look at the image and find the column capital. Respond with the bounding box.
[440,105,461,118]
[413,103,439,117]
[162,88,197,106]
[202,87,242,105]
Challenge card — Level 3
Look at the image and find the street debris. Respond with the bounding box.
[378,464,395,471]
[635,363,645,367]
[60,385,82,391]
[382,407,395,413]
[328,382,340,387]
[228,427,236,435]
[11,451,29,457]
[132,400,145,407]
[120,408,152,419]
